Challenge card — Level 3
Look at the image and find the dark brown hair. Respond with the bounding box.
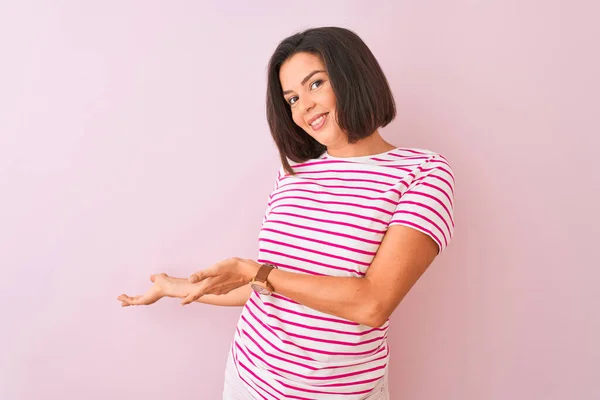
[266,27,396,174]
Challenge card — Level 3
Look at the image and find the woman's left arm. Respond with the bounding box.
[267,225,438,327]
[183,224,439,328]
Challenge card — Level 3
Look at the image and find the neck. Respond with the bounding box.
[326,131,395,158]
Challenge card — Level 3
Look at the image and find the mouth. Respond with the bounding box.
[308,113,328,131]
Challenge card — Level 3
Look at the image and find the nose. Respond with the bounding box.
[299,96,315,115]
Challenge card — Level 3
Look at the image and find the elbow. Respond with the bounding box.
[362,301,390,328]
[366,316,389,329]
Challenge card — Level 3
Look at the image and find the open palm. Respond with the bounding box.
[117,273,170,307]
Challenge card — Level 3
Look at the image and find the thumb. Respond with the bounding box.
[150,273,168,282]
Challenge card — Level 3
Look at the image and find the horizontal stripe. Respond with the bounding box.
[251,298,386,337]
[264,219,382,245]
[281,174,408,189]
[270,186,397,206]
[389,218,444,250]
[408,190,455,226]
[245,307,384,356]
[397,200,453,235]
[258,238,371,267]
[260,299,360,326]
[393,209,448,246]
[270,204,389,226]
[241,315,317,362]
[240,328,320,370]
[270,195,394,216]
[278,179,391,194]
[270,293,300,305]
[295,168,404,181]
[261,227,378,256]
[259,249,365,276]
[258,258,326,276]
[419,181,454,208]
[243,343,386,382]
[268,211,387,234]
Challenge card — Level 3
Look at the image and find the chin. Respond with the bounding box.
[314,133,345,148]
[305,126,344,147]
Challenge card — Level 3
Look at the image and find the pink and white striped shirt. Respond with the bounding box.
[231,147,455,399]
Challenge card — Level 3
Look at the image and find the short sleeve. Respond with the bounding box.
[262,166,285,225]
[389,155,455,253]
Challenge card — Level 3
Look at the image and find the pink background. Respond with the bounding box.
[1,1,598,399]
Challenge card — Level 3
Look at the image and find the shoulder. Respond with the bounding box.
[390,147,450,163]
[282,153,328,175]
[391,147,453,176]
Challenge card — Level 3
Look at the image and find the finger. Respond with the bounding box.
[199,284,219,296]
[122,295,144,306]
[118,292,148,306]
[181,291,202,305]
[180,293,194,305]
[189,268,216,283]
[118,295,134,307]
[118,294,135,305]
[150,273,168,282]
[126,295,142,305]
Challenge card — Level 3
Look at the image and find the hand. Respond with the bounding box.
[117,273,174,307]
[181,257,259,305]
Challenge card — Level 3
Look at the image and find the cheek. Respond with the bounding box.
[324,93,337,112]
[292,110,305,128]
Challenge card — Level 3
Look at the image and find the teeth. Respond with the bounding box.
[311,115,325,127]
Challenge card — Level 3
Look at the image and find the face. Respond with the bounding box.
[279,52,347,148]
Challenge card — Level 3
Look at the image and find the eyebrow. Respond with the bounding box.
[282,70,326,95]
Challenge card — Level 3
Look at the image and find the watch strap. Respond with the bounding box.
[255,263,277,283]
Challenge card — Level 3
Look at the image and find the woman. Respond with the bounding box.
[118,27,455,399]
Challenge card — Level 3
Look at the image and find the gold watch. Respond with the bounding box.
[249,263,277,295]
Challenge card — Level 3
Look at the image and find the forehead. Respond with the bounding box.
[279,52,326,91]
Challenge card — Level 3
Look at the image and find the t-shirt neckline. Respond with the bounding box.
[324,147,398,161]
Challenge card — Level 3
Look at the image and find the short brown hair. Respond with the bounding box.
[266,27,396,174]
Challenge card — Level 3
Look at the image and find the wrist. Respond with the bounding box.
[239,258,261,283]
[161,277,188,298]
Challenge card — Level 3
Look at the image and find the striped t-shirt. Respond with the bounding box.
[231,147,455,399]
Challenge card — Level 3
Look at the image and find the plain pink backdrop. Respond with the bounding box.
[1,1,598,399]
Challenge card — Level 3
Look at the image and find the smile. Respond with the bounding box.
[309,113,328,131]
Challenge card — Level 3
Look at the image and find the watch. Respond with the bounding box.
[250,263,278,295]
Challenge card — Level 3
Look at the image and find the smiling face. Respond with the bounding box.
[279,52,347,148]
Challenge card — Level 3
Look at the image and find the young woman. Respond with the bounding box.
[118,27,455,399]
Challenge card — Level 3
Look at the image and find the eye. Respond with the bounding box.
[310,80,323,90]
[287,96,298,105]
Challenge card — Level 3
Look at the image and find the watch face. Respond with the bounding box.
[250,283,271,296]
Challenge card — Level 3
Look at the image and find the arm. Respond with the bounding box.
[117,273,251,308]
[167,276,251,307]
[186,225,439,327]
[184,159,452,323]
[265,225,439,327]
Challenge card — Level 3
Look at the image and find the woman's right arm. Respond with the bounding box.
[167,276,252,307]
[117,273,251,307]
